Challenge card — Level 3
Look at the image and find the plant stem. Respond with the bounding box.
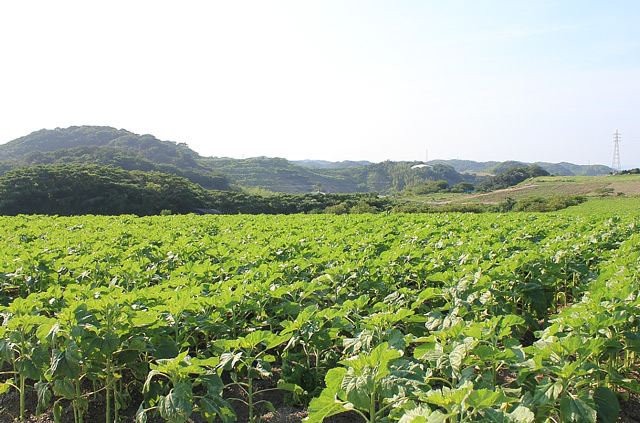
[75,378,83,423]
[248,376,254,423]
[369,392,376,423]
[19,374,25,421]
[106,358,111,423]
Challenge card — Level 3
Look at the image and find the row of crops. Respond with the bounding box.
[1,212,639,423]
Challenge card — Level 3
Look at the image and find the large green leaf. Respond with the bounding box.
[305,389,349,423]
[53,379,75,399]
[35,380,52,416]
[560,396,597,423]
[199,393,235,423]
[342,367,375,410]
[158,381,193,423]
[593,386,620,423]
[466,389,518,410]
[50,343,82,379]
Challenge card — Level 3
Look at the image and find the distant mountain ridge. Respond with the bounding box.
[0,126,614,194]
[293,159,373,169]
[428,159,612,176]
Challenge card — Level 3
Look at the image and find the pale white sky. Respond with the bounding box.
[1,1,639,167]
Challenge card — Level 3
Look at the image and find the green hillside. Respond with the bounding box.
[203,158,473,193]
[200,157,360,193]
[0,126,200,166]
[0,126,232,190]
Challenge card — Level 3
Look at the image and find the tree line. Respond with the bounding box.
[0,164,393,216]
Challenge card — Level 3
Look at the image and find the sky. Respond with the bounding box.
[1,1,639,168]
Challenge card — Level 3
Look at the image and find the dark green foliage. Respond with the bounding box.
[412,180,450,195]
[451,182,475,193]
[476,165,549,192]
[332,162,467,193]
[0,165,210,216]
[511,195,587,212]
[3,145,232,191]
[200,157,350,194]
[0,127,233,191]
[497,195,586,212]
[206,191,392,215]
[392,202,487,214]
[617,168,640,175]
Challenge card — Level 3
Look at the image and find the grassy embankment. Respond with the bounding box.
[406,174,640,213]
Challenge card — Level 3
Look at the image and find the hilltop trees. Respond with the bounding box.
[476,164,549,192]
[0,165,210,215]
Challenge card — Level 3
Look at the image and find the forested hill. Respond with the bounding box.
[0,126,232,190]
[0,126,201,166]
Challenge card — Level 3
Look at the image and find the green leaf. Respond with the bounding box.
[277,379,305,395]
[379,358,427,398]
[50,344,82,379]
[158,381,193,423]
[423,382,473,414]
[474,344,500,361]
[530,378,563,404]
[324,367,348,394]
[481,408,507,423]
[35,319,59,344]
[219,351,243,371]
[136,403,147,423]
[88,332,121,355]
[0,338,12,363]
[190,356,220,368]
[0,382,11,395]
[388,329,407,352]
[398,404,432,423]
[560,396,597,423]
[199,373,225,395]
[35,380,52,416]
[466,389,518,409]
[305,389,348,423]
[413,341,438,361]
[239,330,290,351]
[249,357,272,378]
[53,379,75,399]
[199,393,235,423]
[152,338,180,360]
[507,406,535,423]
[54,400,63,423]
[593,386,620,423]
[342,367,375,410]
